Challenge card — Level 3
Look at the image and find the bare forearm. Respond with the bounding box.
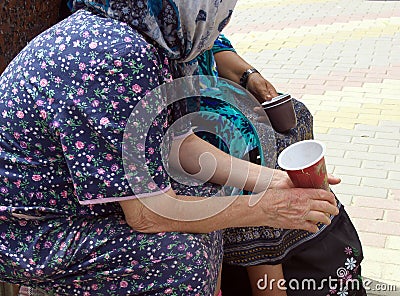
[121,134,279,234]
[214,50,253,84]
[119,189,265,234]
[175,133,273,193]
[120,134,339,235]
[214,50,278,101]
[120,184,338,235]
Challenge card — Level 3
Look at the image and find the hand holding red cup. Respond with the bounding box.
[278,140,329,191]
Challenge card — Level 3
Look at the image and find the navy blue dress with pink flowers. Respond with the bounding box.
[0,9,222,295]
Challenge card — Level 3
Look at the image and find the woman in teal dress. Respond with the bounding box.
[196,35,366,296]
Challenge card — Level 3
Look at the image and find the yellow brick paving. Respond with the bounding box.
[224,0,400,292]
[307,80,400,131]
[229,18,400,51]
[235,0,338,9]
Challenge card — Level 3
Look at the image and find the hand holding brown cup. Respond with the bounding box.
[262,94,297,133]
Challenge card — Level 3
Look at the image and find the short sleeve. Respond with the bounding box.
[54,27,173,205]
[211,34,236,54]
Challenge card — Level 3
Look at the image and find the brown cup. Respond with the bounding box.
[262,94,297,133]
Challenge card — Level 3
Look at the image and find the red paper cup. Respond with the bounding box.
[277,140,329,191]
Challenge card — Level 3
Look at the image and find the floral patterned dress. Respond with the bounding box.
[0,9,223,296]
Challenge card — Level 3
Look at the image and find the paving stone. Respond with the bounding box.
[334,166,388,179]
[361,177,400,190]
[388,171,400,181]
[347,204,385,219]
[325,148,346,157]
[381,265,400,287]
[355,124,399,133]
[346,151,396,163]
[379,120,400,128]
[357,231,387,248]
[385,235,400,250]
[313,126,329,134]
[375,131,400,140]
[385,210,400,223]
[352,196,400,210]
[363,246,400,264]
[362,160,400,172]
[336,117,379,126]
[326,156,362,167]
[336,174,362,185]
[390,189,400,200]
[352,137,399,147]
[336,194,353,206]
[361,260,384,283]
[328,128,375,137]
[369,145,400,155]
[333,184,388,198]
[314,133,352,143]
[326,141,370,152]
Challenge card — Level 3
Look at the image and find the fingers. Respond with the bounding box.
[310,189,337,207]
[300,221,319,233]
[260,80,278,100]
[328,173,341,185]
[310,198,339,216]
[304,210,332,225]
[261,81,278,101]
[301,196,339,230]
[247,75,278,102]
[294,189,339,230]
[266,81,278,98]
[263,90,273,101]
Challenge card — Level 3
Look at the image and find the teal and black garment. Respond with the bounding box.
[196,34,343,265]
[198,33,237,78]
[196,34,268,167]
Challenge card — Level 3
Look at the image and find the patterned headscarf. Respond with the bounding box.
[69,0,237,77]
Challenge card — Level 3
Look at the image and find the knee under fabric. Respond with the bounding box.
[221,209,367,296]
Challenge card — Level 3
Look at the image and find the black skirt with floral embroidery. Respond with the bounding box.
[221,206,367,296]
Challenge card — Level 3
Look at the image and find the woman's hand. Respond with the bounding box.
[258,187,339,233]
[268,169,294,189]
[246,73,278,102]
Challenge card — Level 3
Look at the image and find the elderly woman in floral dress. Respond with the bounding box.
[0,1,340,295]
